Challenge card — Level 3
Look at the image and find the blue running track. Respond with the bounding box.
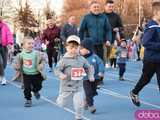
[0,61,160,120]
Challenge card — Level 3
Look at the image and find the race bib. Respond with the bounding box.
[71,68,86,81]
[121,51,127,58]
[23,59,33,68]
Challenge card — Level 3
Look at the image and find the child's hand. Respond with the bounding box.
[46,40,49,45]
[13,64,20,70]
[38,63,43,70]
[89,77,95,82]
[59,74,67,80]
[98,72,104,78]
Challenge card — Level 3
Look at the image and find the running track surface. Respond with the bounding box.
[0,61,160,120]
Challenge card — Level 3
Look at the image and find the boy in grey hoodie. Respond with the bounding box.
[54,35,94,120]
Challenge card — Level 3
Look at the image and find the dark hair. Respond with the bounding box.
[106,0,114,4]
[121,40,127,44]
[65,41,79,47]
[152,1,160,7]
[120,32,125,39]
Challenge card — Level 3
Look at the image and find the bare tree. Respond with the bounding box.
[14,0,38,35]
[43,0,55,20]
[0,0,10,16]
[62,0,153,37]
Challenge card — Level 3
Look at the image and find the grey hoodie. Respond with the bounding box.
[54,53,94,93]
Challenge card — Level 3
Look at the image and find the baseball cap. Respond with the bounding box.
[66,35,80,44]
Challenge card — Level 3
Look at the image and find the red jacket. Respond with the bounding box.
[42,25,60,49]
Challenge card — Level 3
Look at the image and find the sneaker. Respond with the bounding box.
[21,84,24,89]
[1,77,7,85]
[130,91,140,107]
[54,63,57,67]
[96,85,100,89]
[119,76,124,81]
[105,63,110,68]
[88,106,96,114]
[34,92,40,100]
[24,100,32,107]
[49,68,53,72]
[84,103,88,110]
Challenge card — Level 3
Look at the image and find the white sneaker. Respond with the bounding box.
[1,77,7,85]
[105,63,110,68]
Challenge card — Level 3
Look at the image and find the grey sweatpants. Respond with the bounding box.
[0,46,8,76]
[56,90,84,119]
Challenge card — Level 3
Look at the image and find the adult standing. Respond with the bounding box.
[60,16,78,54]
[61,16,78,42]
[79,0,112,61]
[130,1,160,107]
[104,0,123,44]
[0,17,14,85]
[104,0,123,66]
[42,19,61,72]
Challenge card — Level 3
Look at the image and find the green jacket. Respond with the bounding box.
[13,50,47,81]
[79,12,112,45]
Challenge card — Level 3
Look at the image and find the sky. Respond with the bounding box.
[31,0,64,15]
[12,0,64,16]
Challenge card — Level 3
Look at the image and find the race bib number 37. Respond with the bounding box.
[71,68,86,81]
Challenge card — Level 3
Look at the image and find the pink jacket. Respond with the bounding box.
[0,22,13,46]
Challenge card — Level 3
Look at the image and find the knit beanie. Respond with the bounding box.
[81,38,94,52]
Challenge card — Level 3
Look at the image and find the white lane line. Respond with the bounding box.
[47,75,160,109]
[8,81,91,120]
[98,88,160,109]
[106,71,158,90]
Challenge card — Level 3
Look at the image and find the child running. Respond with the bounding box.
[80,38,105,113]
[117,39,128,81]
[13,36,46,107]
[54,35,94,120]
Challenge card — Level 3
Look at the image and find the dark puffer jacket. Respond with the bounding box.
[142,19,160,63]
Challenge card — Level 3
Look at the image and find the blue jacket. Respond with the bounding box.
[79,13,112,45]
[83,53,105,80]
[142,20,160,63]
[60,23,78,41]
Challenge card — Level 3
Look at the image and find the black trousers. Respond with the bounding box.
[137,44,141,60]
[47,47,58,68]
[23,73,43,100]
[132,60,160,95]
[0,46,8,76]
[118,63,126,77]
[94,44,104,61]
[83,80,97,107]
[110,58,117,68]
